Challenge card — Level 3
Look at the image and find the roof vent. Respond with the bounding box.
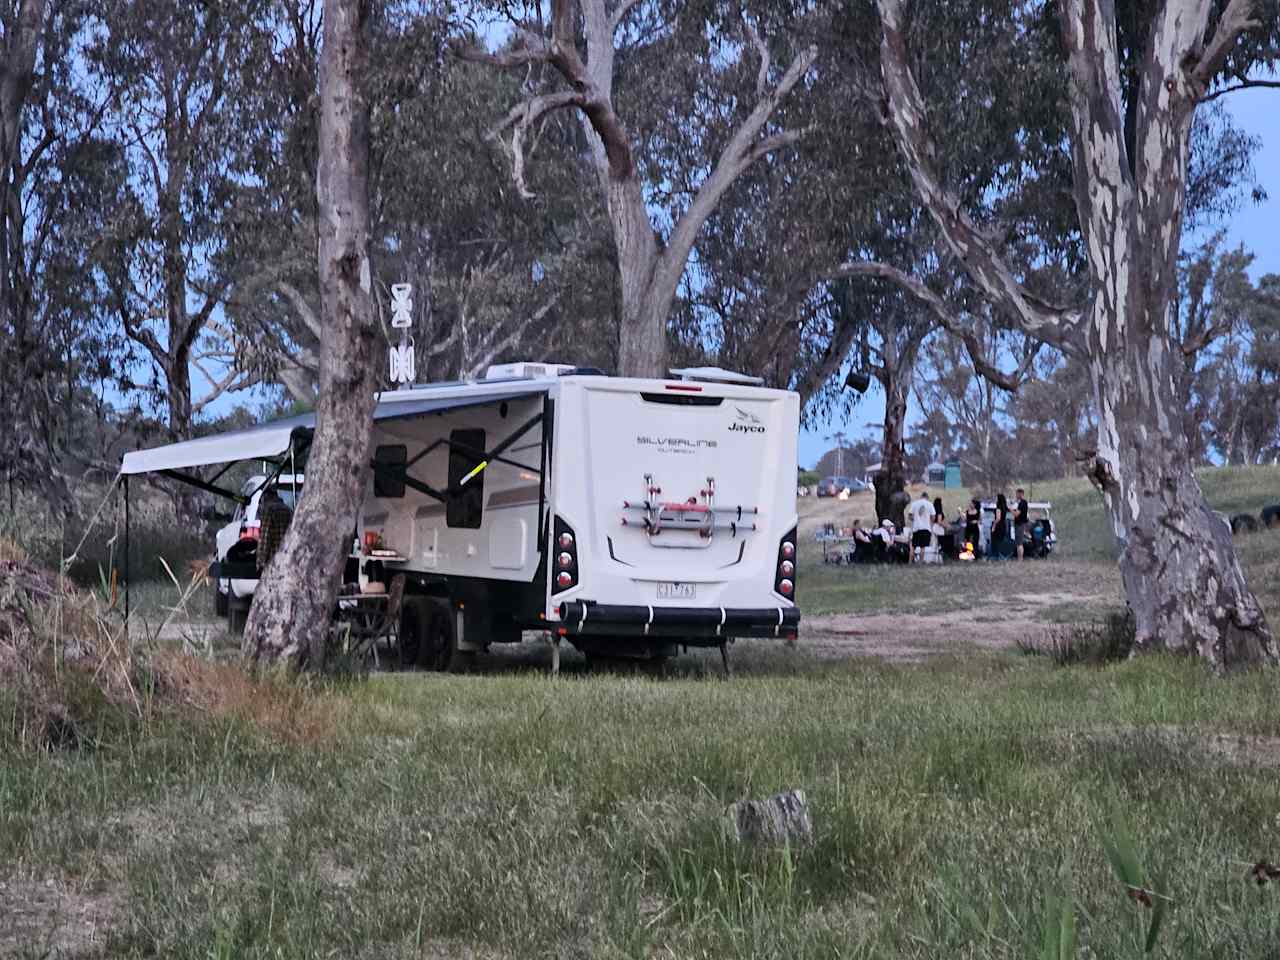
[668,366,765,386]
[482,361,576,381]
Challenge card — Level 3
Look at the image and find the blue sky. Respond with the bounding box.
[796,88,1280,469]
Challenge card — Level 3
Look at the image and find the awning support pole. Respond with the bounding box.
[124,475,130,626]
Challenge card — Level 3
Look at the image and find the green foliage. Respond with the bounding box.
[1100,810,1170,953]
[5,643,1280,957]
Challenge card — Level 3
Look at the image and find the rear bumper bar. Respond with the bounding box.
[209,560,258,580]
[555,601,799,642]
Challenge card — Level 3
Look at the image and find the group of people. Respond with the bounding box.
[824,486,1044,565]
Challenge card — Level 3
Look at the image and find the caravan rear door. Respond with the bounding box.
[551,377,799,612]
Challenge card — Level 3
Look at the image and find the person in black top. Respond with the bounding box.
[1014,487,1030,560]
[991,493,1010,558]
[964,498,981,555]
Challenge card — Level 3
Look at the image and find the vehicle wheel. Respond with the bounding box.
[227,595,250,636]
[425,605,458,672]
[397,600,427,670]
[214,579,228,617]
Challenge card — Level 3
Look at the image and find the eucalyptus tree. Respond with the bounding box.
[221,2,612,399]
[92,0,270,440]
[1,0,123,497]
[867,0,1279,666]
[243,0,380,667]
[456,0,818,377]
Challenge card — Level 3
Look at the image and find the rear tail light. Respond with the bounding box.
[552,516,578,594]
[239,522,261,542]
[775,527,797,600]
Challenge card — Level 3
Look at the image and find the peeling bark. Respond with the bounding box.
[875,0,1275,667]
[243,0,378,668]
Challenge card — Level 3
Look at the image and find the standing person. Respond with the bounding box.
[933,496,944,523]
[964,498,981,555]
[1014,487,1030,560]
[908,488,934,563]
[991,493,1010,559]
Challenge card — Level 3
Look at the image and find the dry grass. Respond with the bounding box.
[148,651,352,746]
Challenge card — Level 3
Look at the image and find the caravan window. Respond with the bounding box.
[373,444,407,498]
[447,428,486,528]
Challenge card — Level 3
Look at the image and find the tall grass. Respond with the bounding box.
[2,485,211,588]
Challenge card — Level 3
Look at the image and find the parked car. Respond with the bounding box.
[817,475,861,497]
[213,474,304,614]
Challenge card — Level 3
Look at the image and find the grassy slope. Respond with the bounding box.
[3,467,1280,959]
[803,467,1280,623]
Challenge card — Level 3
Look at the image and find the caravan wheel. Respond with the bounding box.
[426,606,459,672]
[398,600,427,670]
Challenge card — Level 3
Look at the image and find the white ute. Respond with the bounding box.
[213,474,303,612]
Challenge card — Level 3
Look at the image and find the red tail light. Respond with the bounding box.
[775,527,797,601]
[239,523,261,542]
[552,516,578,594]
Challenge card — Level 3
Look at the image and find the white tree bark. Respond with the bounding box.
[243,0,379,667]
[874,0,1274,668]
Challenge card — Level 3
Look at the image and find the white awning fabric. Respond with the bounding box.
[120,380,551,476]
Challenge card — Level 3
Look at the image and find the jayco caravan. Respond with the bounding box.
[121,363,801,667]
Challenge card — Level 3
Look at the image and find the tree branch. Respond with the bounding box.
[450,32,550,69]
[276,280,323,341]
[656,41,817,304]
[610,0,643,33]
[1192,0,1264,92]
[743,17,771,98]
[488,90,586,198]
[826,260,1038,392]
[1199,77,1280,103]
[877,0,1083,348]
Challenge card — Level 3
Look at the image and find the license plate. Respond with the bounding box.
[657,582,696,600]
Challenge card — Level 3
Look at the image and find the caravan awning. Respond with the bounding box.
[119,381,551,476]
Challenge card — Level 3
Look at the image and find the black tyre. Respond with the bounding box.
[426,606,458,672]
[398,600,426,670]
[227,595,250,636]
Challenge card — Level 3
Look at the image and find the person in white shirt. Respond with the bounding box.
[908,489,934,562]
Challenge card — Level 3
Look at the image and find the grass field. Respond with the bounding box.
[3,467,1280,958]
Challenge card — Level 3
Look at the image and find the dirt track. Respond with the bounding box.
[800,591,1099,662]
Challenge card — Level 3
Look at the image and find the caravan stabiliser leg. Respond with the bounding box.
[720,641,732,679]
[548,633,561,677]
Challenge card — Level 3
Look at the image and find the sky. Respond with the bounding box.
[795,88,1280,469]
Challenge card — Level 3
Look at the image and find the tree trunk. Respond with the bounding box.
[1087,310,1273,668]
[875,369,910,528]
[243,0,377,667]
[611,176,664,378]
[872,0,1275,668]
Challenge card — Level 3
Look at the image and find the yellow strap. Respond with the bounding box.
[461,460,488,485]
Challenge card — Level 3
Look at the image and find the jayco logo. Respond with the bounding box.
[728,407,766,434]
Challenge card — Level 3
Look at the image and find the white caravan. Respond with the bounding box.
[120,364,801,666]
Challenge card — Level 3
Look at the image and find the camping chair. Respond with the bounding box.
[344,573,405,668]
[1028,520,1051,559]
[852,538,877,564]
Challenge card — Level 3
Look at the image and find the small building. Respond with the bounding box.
[924,461,946,485]
[944,460,962,490]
